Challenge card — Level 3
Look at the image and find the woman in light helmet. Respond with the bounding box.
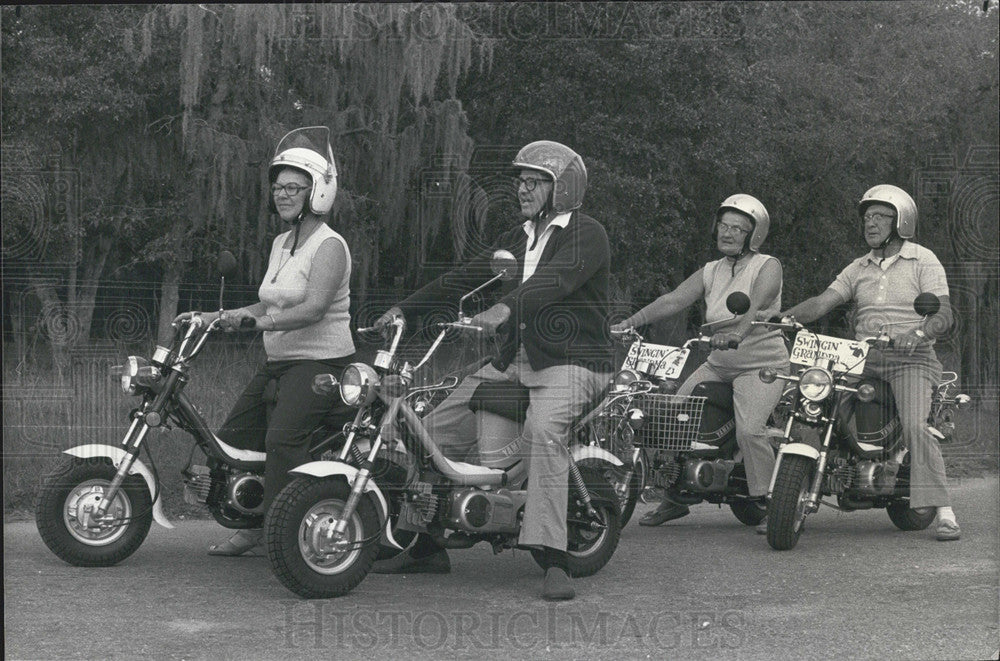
[176,127,356,556]
[612,194,789,530]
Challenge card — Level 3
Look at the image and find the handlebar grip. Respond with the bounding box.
[240,317,256,329]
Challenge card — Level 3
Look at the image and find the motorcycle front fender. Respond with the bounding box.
[63,444,174,529]
[767,443,821,497]
[570,445,624,468]
[288,461,403,550]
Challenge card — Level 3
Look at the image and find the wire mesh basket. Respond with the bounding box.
[631,393,706,451]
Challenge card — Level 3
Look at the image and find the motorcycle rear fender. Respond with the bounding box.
[570,446,624,467]
[63,444,174,530]
[767,443,820,497]
[288,461,403,550]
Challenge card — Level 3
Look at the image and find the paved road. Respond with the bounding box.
[5,476,999,661]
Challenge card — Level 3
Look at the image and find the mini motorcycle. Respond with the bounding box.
[753,293,971,550]
[592,293,775,528]
[264,250,624,598]
[34,252,352,566]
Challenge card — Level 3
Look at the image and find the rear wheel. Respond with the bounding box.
[730,499,767,526]
[531,465,622,577]
[886,502,936,530]
[266,477,380,598]
[605,450,645,526]
[35,457,153,566]
[766,455,814,550]
[728,463,767,526]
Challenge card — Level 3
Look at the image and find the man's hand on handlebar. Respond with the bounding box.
[467,303,510,338]
[609,320,633,335]
[709,332,741,351]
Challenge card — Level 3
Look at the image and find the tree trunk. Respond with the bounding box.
[27,274,71,375]
[157,262,183,346]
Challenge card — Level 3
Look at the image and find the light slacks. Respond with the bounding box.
[417,347,609,550]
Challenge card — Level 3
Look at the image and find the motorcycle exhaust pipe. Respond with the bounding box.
[430,530,480,549]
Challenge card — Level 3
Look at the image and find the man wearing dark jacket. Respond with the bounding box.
[372,141,614,600]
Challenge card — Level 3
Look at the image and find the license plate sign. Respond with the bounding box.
[790,332,869,375]
[623,341,690,380]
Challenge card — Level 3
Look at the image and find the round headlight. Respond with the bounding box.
[339,363,380,407]
[798,367,833,402]
[121,355,149,395]
[612,369,641,392]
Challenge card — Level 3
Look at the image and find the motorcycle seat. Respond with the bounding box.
[439,455,507,479]
[690,381,734,411]
[468,382,530,424]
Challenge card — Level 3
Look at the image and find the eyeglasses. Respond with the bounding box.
[717,222,751,236]
[271,183,311,197]
[514,176,550,192]
[863,211,896,223]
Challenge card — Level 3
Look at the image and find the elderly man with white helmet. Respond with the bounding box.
[613,194,790,531]
[371,141,614,600]
[779,185,959,541]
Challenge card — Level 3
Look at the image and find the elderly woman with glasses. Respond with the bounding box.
[175,127,356,556]
[612,194,789,532]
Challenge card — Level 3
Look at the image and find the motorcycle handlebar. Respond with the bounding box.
[751,319,802,333]
[436,321,483,332]
[685,336,739,350]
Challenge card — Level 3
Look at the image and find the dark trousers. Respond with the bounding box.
[217,358,354,512]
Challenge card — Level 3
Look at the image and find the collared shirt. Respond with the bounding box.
[521,212,572,282]
[828,241,949,341]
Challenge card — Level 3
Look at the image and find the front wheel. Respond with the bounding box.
[266,477,380,599]
[531,465,622,577]
[766,455,815,550]
[35,457,153,566]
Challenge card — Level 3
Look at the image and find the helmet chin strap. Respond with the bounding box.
[725,247,750,276]
[285,209,306,255]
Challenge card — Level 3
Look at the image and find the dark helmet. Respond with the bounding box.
[511,141,587,213]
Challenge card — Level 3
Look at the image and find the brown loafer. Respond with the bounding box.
[755,516,768,535]
[371,549,451,574]
[639,504,690,527]
[936,519,961,542]
[542,568,575,601]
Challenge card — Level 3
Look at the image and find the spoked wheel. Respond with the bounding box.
[35,457,153,566]
[266,477,380,598]
[766,455,814,550]
[531,464,622,577]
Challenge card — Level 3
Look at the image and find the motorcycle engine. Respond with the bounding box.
[227,473,266,515]
[183,465,265,515]
[678,459,736,493]
[444,489,519,534]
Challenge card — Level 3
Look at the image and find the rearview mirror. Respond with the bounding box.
[491,250,517,281]
[217,251,238,280]
[726,292,751,315]
[913,293,940,318]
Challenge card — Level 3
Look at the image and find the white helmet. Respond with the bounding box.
[714,194,770,252]
[858,184,917,240]
[269,126,337,215]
